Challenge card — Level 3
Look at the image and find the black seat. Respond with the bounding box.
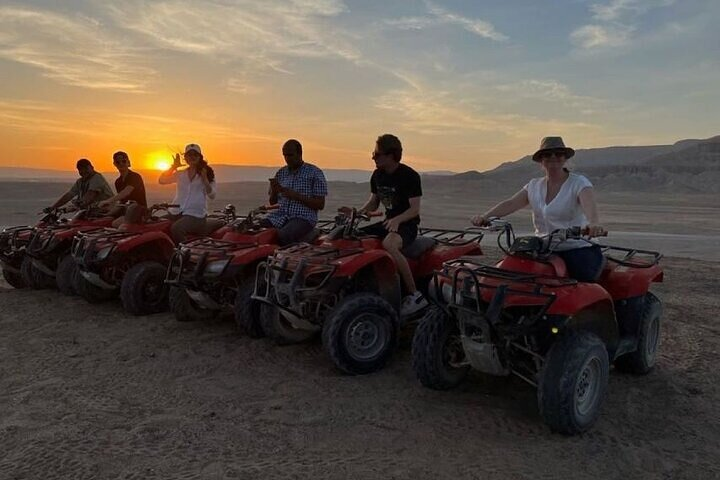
[401,236,437,259]
[298,228,321,244]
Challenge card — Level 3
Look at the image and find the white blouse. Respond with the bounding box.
[523,173,593,250]
[167,169,217,218]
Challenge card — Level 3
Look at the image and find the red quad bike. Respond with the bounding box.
[0,208,62,289]
[253,209,485,375]
[165,207,334,333]
[71,203,234,315]
[412,219,664,435]
[14,207,115,294]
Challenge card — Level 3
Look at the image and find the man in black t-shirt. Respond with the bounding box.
[98,151,148,227]
[341,134,428,316]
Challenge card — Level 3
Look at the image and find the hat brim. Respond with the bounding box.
[532,147,575,162]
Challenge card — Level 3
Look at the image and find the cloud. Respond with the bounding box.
[385,1,507,42]
[570,24,634,49]
[107,0,360,76]
[374,87,596,138]
[590,0,675,21]
[495,80,607,114]
[0,7,154,92]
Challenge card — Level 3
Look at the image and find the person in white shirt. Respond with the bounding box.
[159,143,219,243]
[471,136,607,282]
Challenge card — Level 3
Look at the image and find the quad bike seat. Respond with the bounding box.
[401,236,437,259]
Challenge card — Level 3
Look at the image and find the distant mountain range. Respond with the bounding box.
[2,136,718,193]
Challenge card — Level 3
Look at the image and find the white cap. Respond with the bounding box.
[184,143,202,155]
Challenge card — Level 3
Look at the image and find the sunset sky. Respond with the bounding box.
[1,0,718,173]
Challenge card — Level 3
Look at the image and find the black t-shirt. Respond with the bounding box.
[370,163,422,223]
[115,170,147,207]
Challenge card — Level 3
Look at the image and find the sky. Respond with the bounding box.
[1,0,718,173]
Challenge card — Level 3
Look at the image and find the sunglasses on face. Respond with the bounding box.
[539,150,566,160]
[113,158,128,165]
[371,151,387,160]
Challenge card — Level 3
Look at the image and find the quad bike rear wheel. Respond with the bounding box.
[20,256,55,289]
[412,306,470,389]
[614,292,662,374]
[538,331,609,435]
[260,302,315,345]
[234,276,264,337]
[56,254,79,296]
[169,286,218,322]
[121,261,169,315]
[322,293,399,375]
[2,267,26,289]
[74,270,117,303]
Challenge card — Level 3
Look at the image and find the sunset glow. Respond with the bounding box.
[1,1,718,174]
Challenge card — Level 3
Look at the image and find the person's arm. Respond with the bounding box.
[578,187,606,237]
[358,193,380,214]
[471,189,529,226]
[282,190,325,210]
[159,167,178,185]
[51,189,75,209]
[99,186,134,207]
[384,197,421,232]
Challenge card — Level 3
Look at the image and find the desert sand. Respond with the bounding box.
[1,180,719,478]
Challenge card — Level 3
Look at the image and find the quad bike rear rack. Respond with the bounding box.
[434,257,577,332]
[597,244,662,267]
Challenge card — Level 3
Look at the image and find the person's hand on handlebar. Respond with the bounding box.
[585,224,607,238]
[471,214,490,227]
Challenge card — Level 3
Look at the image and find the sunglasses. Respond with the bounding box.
[539,150,566,159]
[371,151,387,160]
[113,158,128,165]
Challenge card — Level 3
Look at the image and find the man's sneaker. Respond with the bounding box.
[401,291,428,316]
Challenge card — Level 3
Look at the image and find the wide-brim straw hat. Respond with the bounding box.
[532,136,575,162]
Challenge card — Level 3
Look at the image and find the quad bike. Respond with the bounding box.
[412,219,664,435]
[253,209,485,375]
[8,206,115,293]
[0,208,61,289]
[71,203,234,315]
[165,207,334,333]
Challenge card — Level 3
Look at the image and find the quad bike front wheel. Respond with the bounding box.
[538,331,609,435]
[169,286,218,322]
[322,293,399,375]
[260,302,315,345]
[56,254,79,296]
[412,305,470,390]
[614,292,662,374]
[20,256,55,290]
[234,276,264,337]
[2,267,26,289]
[120,261,169,315]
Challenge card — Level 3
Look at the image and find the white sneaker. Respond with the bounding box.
[401,291,428,316]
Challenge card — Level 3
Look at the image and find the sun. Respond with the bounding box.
[145,151,173,171]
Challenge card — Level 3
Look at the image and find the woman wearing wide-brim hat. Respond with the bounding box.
[471,136,607,282]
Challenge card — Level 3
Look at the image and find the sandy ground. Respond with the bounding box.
[1,250,719,479]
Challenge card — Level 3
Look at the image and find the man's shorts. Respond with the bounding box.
[360,221,418,249]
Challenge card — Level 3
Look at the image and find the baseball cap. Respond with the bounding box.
[184,143,202,155]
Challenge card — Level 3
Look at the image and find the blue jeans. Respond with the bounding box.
[557,245,604,282]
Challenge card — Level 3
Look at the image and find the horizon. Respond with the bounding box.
[2,1,719,173]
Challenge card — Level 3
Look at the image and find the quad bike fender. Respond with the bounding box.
[546,283,613,316]
[229,244,277,266]
[346,255,401,311]
[598,263,663,300]
[413,244,483,278]
[333,249,396,278]
[496,254,568,278]
[114,232,175,261]
[560,298,619,351]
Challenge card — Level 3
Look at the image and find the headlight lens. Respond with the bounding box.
[204,259,229,276]
[96,246,113,261]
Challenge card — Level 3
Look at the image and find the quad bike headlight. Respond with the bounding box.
[95,246,113,261]
[204,259,230,277]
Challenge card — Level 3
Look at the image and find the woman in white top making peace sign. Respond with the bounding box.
[471,137,607,282]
